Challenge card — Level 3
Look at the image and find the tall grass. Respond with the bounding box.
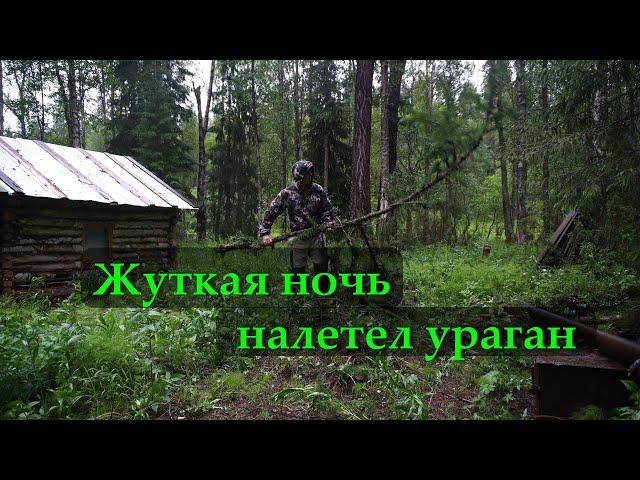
[403,239,640,309]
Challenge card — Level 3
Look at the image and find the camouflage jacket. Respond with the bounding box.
[258,182,333,236]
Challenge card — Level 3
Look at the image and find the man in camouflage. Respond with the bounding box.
[259,160,335,277]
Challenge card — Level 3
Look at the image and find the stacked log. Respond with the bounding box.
[0,195,180,297]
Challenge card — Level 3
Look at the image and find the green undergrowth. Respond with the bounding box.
[403,239,640,310]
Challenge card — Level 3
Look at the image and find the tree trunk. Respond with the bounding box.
[323,133,329,192]
[405,129,414,243]
[378,60,406,215]
[79,72,86,148]
[379,60,390,212]
[226,63,235,233]
[99,62,108,124]
[212,68,229,240]
[421,60,434,243]
[593,61,609,166]
[300,61,307,153]
[278,60,288,231]
[349,60,374,220]
[0,60,3,136]
[348,60,356,146]
[67,60,82,148]
[37,62,46,141]
[446,177,456,242]
[294,60,302,162]
[497,94,514,243]
[11,68,28,138]
[540,59,551,238]
[278,60,287,189]
[251,60,263,236]
[194,60,215,241]
[387,60,406,175]
[514,60,527,244]
[592,61,611,238]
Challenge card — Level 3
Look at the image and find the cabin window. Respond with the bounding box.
[83,223,112,261]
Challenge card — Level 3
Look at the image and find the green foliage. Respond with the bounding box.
[108,60,194,197]
[570,405,605,420]
[210,370,272,401]
[471,356,531,420]
[305,60,352,216]
[403,239,640,308]
[369,357,428,419]
[613,380,640,420]
[208,60,258,237]
[0,298,224,419]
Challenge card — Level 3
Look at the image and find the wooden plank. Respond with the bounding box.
[3,244,83,254]
[19,227,81,236]
[17,217,79,227]
[537,209,577,265]
[112,236,168,244]
[112,228,169,238]
[12,262,82,273]
[15,237,82,246]
[113,243,169,251]
[112,221,170,229]
[13,206,174,221]
[11,254,82,265]
[548,210,577,247]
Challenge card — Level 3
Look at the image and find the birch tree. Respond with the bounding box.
[514,59,527,244]
[193,60,215,241]
[250,60,263,235]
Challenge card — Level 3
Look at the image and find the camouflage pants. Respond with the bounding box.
[289,233,327,272]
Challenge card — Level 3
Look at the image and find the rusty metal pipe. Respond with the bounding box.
[525,306,640,370]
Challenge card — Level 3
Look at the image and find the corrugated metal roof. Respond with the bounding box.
[0,135,196,210]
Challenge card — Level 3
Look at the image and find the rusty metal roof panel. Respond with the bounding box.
[0,136,195,210]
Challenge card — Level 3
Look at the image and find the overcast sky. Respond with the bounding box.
[468,60,486,89]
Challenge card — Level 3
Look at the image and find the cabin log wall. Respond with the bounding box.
[0,195,180,297]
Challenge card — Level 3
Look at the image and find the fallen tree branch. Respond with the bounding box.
[214,126,492,254]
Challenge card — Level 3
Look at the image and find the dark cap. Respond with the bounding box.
[292,160,314,182]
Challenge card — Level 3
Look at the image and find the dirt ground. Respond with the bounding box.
[156,355,535,420]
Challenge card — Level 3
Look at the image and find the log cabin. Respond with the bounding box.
[0,135,196,297]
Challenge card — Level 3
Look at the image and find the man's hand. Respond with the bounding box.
[323,221,336,234]
[262,234,273,247]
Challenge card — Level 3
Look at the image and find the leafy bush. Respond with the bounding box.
[613,380,640,420]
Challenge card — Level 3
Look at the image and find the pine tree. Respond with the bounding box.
[305,60,351,215]
[109,60,193,197]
